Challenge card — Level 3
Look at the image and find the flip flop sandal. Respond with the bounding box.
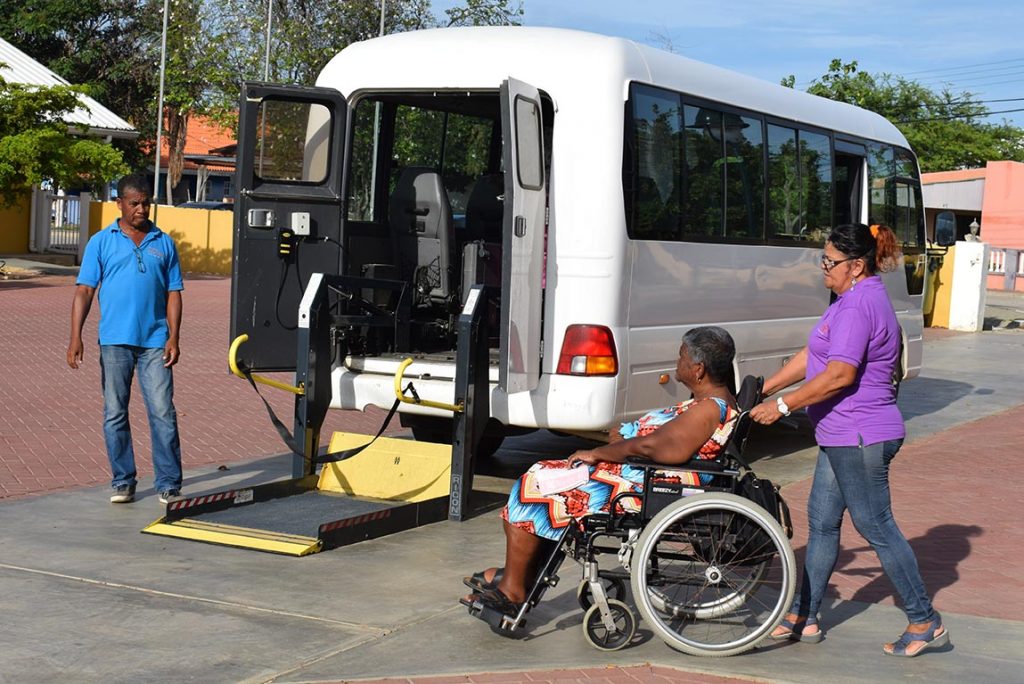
[884,614,949,657]
[769,616,824,643]
[463,567,504,592]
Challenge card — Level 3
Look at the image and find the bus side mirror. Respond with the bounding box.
[935,211,956,247]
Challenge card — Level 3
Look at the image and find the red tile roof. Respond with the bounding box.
[150,115,237,173]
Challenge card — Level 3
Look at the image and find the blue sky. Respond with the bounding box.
[434,0,1024,126]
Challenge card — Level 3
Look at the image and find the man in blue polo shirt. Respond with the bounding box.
[67,175,185,504]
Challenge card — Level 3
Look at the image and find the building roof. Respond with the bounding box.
[0,36,137,139]
[150,115,236,173]
[921,167,988,185]
[179,116,236,172]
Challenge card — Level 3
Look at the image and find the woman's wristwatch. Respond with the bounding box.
[776,396,792,416]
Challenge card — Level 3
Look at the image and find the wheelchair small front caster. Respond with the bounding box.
[582,599,636,651]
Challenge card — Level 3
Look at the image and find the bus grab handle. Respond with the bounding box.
[394,357,463,413]
[229,334,305,396]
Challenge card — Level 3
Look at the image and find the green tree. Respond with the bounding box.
[0,76,128,205]
[783,59,1024,172]
[0,0,160,169]
[443,0,522,26]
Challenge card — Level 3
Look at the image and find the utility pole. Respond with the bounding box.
[153,0,170,204]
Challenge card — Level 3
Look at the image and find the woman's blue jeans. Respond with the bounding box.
[791,439,935,624]
[99,345,182,492]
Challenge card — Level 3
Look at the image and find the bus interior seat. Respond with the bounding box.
[464,173,505,242]
[460,173,504,304]
[388,166,456,306]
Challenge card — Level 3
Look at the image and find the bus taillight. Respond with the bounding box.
[556,325,618,376]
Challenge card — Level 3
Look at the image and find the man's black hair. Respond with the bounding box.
[117,175,151,198]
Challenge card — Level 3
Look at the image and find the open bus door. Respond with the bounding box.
[499,78,547,394]
[230,83,349,372]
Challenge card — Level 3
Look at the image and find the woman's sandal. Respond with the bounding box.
[768,615,824,643]
[462,567,504,593]
[459,586,523,618]
[883,614,949,657]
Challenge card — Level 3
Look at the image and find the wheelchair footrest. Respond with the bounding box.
[464,596,526,636]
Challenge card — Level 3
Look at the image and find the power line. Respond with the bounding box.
[915,97,1024,108]
[798,61,1024,90]
[919,71,1024,89]
[910,63,1024,81]
[898,57,1024,77]
[898,107,1024,124]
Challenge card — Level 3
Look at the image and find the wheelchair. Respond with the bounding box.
[464,377,797,657]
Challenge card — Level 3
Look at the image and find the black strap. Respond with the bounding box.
[239,363,412,466]
[314,392,406,465]
[241,367,299,454]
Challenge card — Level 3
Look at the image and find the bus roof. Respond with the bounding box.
[318,26,909,148]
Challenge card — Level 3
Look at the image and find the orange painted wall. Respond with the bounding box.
[88,202,233,274]
[0,194,31,253]
[980,161,1024,249]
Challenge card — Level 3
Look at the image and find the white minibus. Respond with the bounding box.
[230,27,927,451]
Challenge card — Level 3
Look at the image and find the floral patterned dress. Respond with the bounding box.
[502,397,736,541]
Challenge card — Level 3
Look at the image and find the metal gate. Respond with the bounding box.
[30,189,91,261]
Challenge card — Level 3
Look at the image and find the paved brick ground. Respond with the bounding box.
[345,665,760,684]
[0,274,403,500]
[781,403,1024,622]
[1,271,1021,684]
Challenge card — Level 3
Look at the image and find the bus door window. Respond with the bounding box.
[834,140,866,226]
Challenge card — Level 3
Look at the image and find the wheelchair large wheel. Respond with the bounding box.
[630,493,796,657]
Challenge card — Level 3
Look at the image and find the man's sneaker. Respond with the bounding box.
[110,484,136,504]
[158,489,184,504]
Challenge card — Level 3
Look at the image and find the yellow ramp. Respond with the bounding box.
[142,518,321,556]
[318,433,452,502]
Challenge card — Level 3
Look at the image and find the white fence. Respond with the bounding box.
[30,189,91,261]
[989,248,1024,276]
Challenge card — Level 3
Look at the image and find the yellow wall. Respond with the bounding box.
[0,194,31,253]
[923,246,956,328]
[91,202,234,275]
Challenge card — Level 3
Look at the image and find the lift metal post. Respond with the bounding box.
[450,285,490,521]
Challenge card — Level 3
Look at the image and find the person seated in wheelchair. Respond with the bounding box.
[462,326,739,617]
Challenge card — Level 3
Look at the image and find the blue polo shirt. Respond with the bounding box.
[77,220,184,347]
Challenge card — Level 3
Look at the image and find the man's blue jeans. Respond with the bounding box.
[791,439,935,624]
[99,345,182,492]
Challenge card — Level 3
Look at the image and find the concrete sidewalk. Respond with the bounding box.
[1,269,1023,683]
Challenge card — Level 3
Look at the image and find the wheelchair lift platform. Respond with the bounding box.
[142,433,455,556]
[142,280,496,556]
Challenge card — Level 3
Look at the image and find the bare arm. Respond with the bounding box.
[67,285,96,369]
[762,346,809,396]
[567,400,722,467]
[164,290,182,368]
[750,359,857,425]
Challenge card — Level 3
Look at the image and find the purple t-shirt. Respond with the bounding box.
[805,275,905,446]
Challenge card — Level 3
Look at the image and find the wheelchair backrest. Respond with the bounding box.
[736,375,764,412]
[723,410,754,466]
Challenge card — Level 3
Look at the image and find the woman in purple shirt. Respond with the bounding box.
[750,223,947,657]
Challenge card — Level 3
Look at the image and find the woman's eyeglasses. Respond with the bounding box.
[820,254,853,273]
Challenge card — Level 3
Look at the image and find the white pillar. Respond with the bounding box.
[948,240,991,332]
[28,185,40,253]
[77,192,92,265]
